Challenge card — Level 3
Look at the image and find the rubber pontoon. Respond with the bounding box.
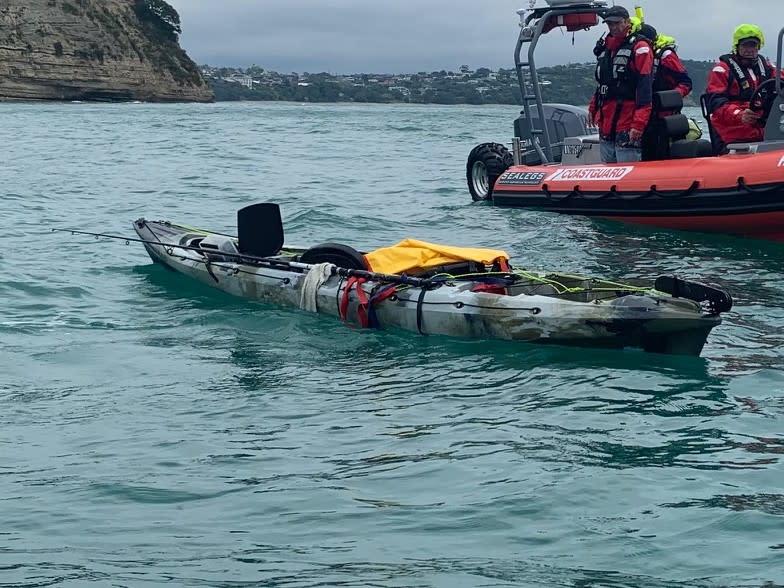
[466,1,784,242]
[125,203,731,356]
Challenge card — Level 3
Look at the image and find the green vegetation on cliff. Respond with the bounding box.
[0,0,212,103]
[205,60,715,106]
[133,0,181,42]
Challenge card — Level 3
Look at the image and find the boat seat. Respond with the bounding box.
[653,89,684,112]
[661,114,689,138]
[299,243,370,270]
[700,93,727,155]
[642,113,689,161]
[669,139,714,159]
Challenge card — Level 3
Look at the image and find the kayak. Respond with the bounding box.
[121,203,732,356]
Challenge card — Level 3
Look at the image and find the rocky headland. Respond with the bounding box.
[0,0,213,102]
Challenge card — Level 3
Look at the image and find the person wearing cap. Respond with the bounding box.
[704,24,778,153]
[589,5,654,163]
[638,25,692,100]
[635,22,694,159]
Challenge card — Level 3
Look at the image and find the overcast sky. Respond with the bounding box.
[169,0,784,74]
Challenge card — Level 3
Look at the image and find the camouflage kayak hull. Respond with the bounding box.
[133,218,729,356]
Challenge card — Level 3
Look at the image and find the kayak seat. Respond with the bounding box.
[237,202,285,257]
[669,139,714,159]
[299,243,370,270]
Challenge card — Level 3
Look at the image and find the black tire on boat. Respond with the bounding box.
[299,243,369,270]
[466,142,513,202]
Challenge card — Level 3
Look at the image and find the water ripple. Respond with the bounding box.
[0,102,782,588]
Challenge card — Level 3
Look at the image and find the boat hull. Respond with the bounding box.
[132,219,724,356]
[491,150,784,241]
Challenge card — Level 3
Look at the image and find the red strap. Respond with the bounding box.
[371,284,397,304]
[497,257,510,272]
[354,278,370,328]
[471,283,506,294]
[339,276,370,328]
[338,277,354,320]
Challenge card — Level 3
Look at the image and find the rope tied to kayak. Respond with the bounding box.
[299,262,335,312]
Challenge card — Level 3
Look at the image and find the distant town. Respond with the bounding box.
[200,61,714,106]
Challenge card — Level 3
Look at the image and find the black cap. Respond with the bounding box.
[603,6,630,23]
[639,23,657,41]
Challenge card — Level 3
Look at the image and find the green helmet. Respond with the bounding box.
[732,23,765,52]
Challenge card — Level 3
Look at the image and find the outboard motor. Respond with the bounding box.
[513,103,593,164]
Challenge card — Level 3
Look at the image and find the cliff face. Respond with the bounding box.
[0,0,213,102]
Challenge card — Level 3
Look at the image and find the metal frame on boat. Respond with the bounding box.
[466,0,784,242]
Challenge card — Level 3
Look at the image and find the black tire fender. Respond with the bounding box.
[299,243,369,270]
[466,142,513,202]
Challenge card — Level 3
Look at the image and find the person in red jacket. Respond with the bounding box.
[642,25,692,99]
[588,5,654,163]
[704,24,776,153]
[637,23,694,159]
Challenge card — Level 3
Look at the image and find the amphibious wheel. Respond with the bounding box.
[299,243,369,270]
[466,142,513,201]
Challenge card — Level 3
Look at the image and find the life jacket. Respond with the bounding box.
[652,44,677,92]
[718,53,773,101]
[595,33,647,101]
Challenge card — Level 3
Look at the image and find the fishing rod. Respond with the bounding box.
[51,227,436,289]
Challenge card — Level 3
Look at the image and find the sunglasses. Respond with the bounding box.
[739,39,760,48]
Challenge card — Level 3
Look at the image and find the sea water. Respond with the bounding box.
[1,101,783,587]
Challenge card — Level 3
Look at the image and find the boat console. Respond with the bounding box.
[726,140,784,155]
[559,135,601,165]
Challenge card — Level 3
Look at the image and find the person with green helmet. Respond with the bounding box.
[704,24,777,153]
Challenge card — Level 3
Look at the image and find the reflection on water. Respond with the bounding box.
[665,493,784,515]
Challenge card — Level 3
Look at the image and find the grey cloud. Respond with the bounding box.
[170,0,784,73]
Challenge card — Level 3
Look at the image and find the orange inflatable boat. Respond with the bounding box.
[490,145,784,242]
[466,1,784,242]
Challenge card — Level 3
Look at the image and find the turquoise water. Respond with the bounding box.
[1,101,783,587]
